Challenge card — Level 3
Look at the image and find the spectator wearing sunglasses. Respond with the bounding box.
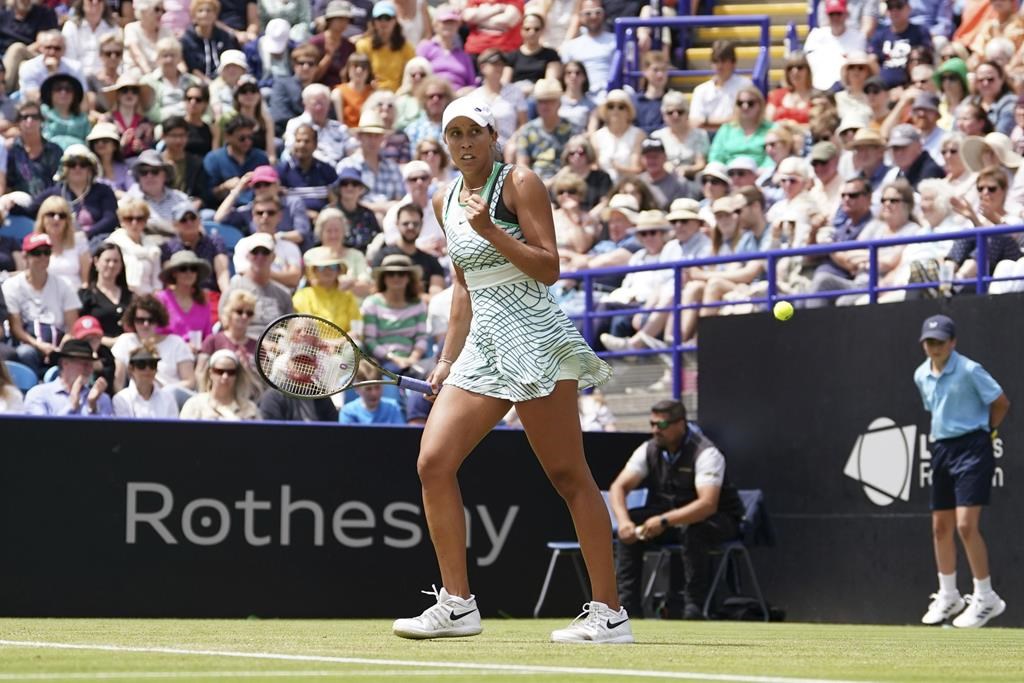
[1,102,62,207]
[124,150,192,236]
[154,250,213,351]
[380,161,445,257]
[707,86,772,168]
[112,345,180,417]
[868,0,931,89]
[198,288,258,378]
[112,294,196,396]
[16,30,87,103]
[203,115,270,204]
[270,44,323,137]
[26,143,119,244]
[180,348,260,420]
[292,247,361,333]
[159,204,230,296]
[215,164,312,250]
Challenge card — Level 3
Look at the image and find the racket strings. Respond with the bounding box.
[258,318,360,397]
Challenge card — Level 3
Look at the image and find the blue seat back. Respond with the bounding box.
[4,360,38,393]
[601,488,648,535]
[0,215,35,242]
[204,222,245,252]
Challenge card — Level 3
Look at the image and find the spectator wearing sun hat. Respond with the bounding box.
[293,246,362,332]
[181,0,241,80]
[309,0,358,89]
[24,338,113,416]
[40,72,89,150]
[336,110,404,212]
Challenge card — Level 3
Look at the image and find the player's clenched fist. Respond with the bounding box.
[464,194,495,235]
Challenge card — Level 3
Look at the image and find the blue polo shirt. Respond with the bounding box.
[339,397,404,425]
[914,350,1003,440]
[202,147,269,204]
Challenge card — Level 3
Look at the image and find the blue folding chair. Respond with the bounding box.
[533,488,648,617]
[0,215,35,243]
[4,360,38,393]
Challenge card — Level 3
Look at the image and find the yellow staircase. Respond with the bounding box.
[671,1,810,94]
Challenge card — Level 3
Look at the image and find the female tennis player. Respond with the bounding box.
[391,99,633,644]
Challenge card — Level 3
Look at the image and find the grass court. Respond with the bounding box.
[1,618,1022,682]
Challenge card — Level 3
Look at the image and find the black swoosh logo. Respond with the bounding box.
[606,618,629,629]
[450,608,477,621]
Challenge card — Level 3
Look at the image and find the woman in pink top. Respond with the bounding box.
[415,8,476,91]
[154,250,212,352]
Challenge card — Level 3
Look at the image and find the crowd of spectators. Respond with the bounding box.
[2,0,1024,419]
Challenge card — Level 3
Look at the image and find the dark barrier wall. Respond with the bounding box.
[0,418,643,618]
[698,293,1024,626]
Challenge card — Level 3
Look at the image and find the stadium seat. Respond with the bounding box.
[204,222,245,252]
[0,215,35,242]
[43,365,60,383]
[532,489,648,618]
[4,360,38,393]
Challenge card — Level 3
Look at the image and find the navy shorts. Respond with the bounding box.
[930,430,995,510]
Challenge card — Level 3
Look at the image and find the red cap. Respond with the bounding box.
[72,315,103,340]
[824,0,847,13]
[22,233,52,252]
[249,165,280,185]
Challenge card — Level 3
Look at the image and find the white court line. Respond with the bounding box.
[0,640,884,683]
[0,671,526,680]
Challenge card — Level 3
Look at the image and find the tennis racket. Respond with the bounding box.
[254,313,434,398]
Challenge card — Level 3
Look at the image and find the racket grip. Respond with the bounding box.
[399,375,435,395]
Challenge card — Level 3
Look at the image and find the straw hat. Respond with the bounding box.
[847,128,886,149]
[962,133,1023,172]
[698,162,730,185]
[632,210,671,232]
[533,78,564,101]
[840,51,879,85]
[103,74,155,111]
[601,194,639,223]
[57,144,99,179]
[356,110,389,134]
[666,198,702,222]
[160,249,212,285]
[599,89,636,121]
[373,253,423,279]
[86,121,121,144]
[304,246,347,272]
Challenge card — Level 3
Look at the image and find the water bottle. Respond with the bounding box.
[939,261,954,297]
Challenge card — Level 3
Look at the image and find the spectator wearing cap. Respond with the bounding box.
[154,250,214,351]
[688,40,753,133]
[203,115,270,204]
[181,348,261,420]
[112,344,180,418]
[106,197,164,294]
[208,53,250,121]
[26,143,119,244]
[69,314,116,396]
[868,0,931,89]
[276,124,339,216]
[639,138,691,209]
[696,163,730,224]
[808,141,843,219]
[125,149,192,232]
[259,2,309,47]
[515,78,576,181]
[470,48,527,149]
[293,246,362,332]
[219,232,294,340]
[861,75,891,132]
[2,233,80,375]
[708,86,772,168]
[24,338,112,416]
[559,0,615,96]
[650,91,709,182]
[371,203,446,298]
[16,30,87,103]
[380,161,445,256]
[0,101,62,203]
[214,164,312,249]
[181,0,241,80]
[216,75,276,163]
[354,1,415,93]
[336,110,404,213]
[335,166,382,252]
[803,0,867,92]
[160,204,231,295]
[886,123,945,189]
[230,195,303,290]
[310,0,357,90]
[40,72,89,150]
[725,156,759,190]
[80,242,133,346]
[904,92,946,166]
[283,83,353,167]
[417,8,476,92]
[590,89,644,183]
[833,52,876,123]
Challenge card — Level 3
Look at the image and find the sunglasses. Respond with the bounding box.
[102,50,123,58]
[864,87,882,95]
[881,197,904,204]
[727,169,752,177]
[385,271,409,278]
[294,60,316,67]
[44,212,68,220]
[737,99,759,109]
[252,181,272,189]
[568,149,587,157]
[254,209,279,217]
[313,264,341,272]
[121,214,147,223]
[236,135,254,142]
[374,14,395,20]
[664,109,685,116]
[636,230,664,237]
[177,213,198,223]
[134,316,156,325]
[238,87,260,95]
[53,83,75,93]
[841,191,866,199]
[606,103,629,111]
[703,177,727,185]
[64,159,91,169]
[250,247,272,256]
[977,185,1001,194]
[650,417,683,429]
[18,113,42,121]
[847,64,867,72]
[28,248,53,257]
[210,367,238,377]
[130,360,159,370]
[942,148,959,155]
[175,265,200,273]
[786,64,808,71]
[120,87,140,95]
[810,159,830,167]
[340,180,363,188]
[406,176,430,183]
[137,167,163,177]
[234,309,255,317]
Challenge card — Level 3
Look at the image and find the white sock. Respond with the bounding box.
[973,576,993,597]
[938,572,958,595]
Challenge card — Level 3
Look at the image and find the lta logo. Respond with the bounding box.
[844,418,917,506]
[844,418,1006,506]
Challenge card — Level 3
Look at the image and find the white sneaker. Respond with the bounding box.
[952,593,1006,628]
[392,585,482,639]
[599,333,631,351]
[550,601,634,644]
[921,592,965,625]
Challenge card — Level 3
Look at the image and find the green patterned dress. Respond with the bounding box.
[441,162,612,403]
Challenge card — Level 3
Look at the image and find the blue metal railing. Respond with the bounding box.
[610,15,773,95]
[562,223,1024,398]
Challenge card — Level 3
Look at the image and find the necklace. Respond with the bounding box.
[464,182,486,193]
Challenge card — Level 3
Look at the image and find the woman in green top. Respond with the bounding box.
[40,74,90,151]
[707,85,773,168]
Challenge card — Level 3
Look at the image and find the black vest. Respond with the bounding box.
[644,426,744,522]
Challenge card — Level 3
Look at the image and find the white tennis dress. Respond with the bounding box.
[441,162,612,402]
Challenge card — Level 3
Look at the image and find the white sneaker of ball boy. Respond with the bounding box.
[921,588,1006,628]
[393,588,634,643]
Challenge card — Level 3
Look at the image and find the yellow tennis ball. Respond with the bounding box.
[773,301,794,321]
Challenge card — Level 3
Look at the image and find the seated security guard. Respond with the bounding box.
[609,399,744,619]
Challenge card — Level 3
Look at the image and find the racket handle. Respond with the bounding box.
[399,375,435,395]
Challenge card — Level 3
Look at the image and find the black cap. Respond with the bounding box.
[864,75,886,91]
[919,314,955,342]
